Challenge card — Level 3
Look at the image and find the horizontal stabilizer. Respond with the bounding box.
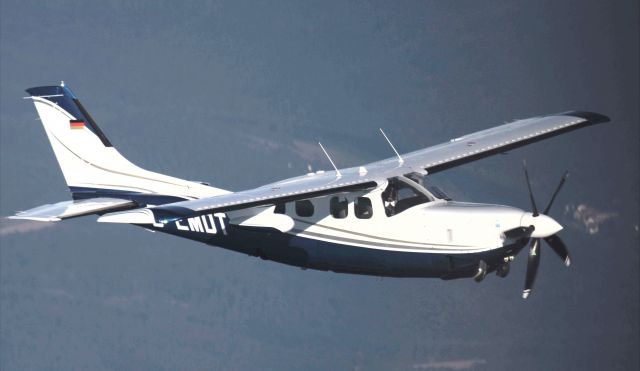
[99,205,296,233]
[97,208,156,224]
[9,198,136,222]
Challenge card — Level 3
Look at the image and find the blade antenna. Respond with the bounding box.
[318,142,342,177]
[379,128,404,165]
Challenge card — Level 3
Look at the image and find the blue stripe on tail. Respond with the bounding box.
[26,85,113,147]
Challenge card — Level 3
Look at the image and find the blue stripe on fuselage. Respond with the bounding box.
[144,221,527,279]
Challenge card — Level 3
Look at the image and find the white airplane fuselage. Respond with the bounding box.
[148,180,548,279]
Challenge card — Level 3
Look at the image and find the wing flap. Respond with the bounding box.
[9,198,137,221]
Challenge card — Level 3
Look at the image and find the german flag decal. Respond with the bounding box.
[70,120,84,130]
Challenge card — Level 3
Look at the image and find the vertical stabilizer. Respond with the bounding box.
[25,83,228,205]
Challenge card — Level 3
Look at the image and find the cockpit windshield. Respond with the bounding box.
[426,185,451,201]
[404,172,452,201]
[381,177,431,216]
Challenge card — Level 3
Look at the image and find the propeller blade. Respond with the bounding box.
[543,171,569,214]
[522,160,539,216]
[544,235,571,267]
[523,238,541,299]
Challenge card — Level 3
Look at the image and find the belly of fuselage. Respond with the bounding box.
[153,225,525,279]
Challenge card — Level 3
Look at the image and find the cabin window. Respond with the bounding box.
[381,178,430,216]
[330,196,348,219]
[295,200,314,217]
[274,203,286,214]
[355,197,373,219]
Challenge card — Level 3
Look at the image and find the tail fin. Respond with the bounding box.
[25,83,227,205]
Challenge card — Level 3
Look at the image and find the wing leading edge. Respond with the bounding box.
[394,111,609,174]
[111,110,608,222]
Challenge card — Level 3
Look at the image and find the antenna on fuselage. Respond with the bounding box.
[318,142,342,177]
[379,128,404,165]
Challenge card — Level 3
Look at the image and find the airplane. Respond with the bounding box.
[10,82,610,298]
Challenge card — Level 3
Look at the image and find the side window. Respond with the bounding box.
[355,197,373,219]
[274,203,286,214]
[330,196,348,219]
[295,200,314,217]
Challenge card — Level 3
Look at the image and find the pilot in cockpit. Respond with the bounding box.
[382,179,398,216]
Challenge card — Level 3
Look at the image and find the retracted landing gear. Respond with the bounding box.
[473,260,488,282]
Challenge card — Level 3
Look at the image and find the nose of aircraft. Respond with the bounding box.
[521,212,563,238]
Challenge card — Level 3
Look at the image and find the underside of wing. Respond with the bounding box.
[9,198,137,221]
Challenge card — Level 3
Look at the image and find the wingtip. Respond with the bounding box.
[522,290,531,299]
[562,111,611,124]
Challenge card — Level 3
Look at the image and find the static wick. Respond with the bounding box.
[379,128,404,164]
[318,142,342,177]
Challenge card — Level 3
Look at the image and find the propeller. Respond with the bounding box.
[521,161,571,299]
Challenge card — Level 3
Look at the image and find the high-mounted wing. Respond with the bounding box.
[108,110,608,223]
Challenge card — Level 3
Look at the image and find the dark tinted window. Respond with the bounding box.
[295,200,314,217]
[355,197,373,219]
[274,203,286,214]
[330,196,348,218]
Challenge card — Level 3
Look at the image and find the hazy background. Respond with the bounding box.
[1,1,638,370]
